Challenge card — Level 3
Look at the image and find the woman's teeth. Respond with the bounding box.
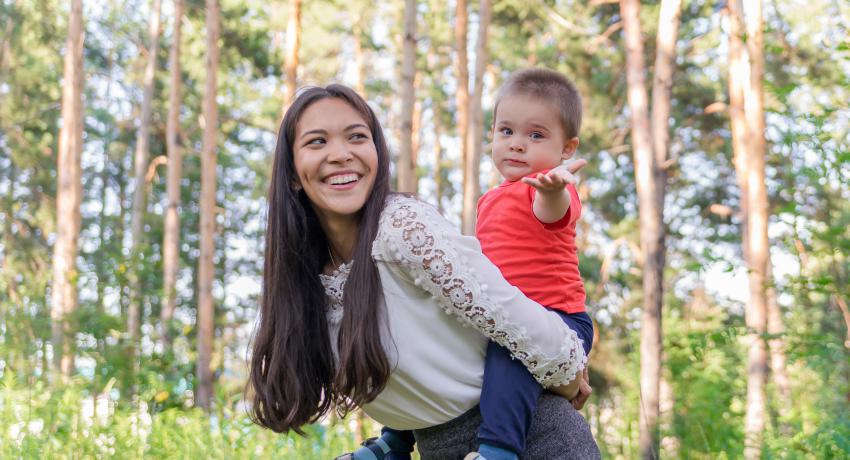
[327,174,358,185]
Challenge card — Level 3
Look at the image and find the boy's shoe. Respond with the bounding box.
[334,436,413,460]
[334,437,388,460]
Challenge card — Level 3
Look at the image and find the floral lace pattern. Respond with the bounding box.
[319,261,351,326]
[373,196,586,388]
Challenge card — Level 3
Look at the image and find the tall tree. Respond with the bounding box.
[651,2,681,455]
[462,0,491,234]
[396,0,418,193]
[50,0,84,382]
[161,0,184,347]
[766,259,791,413]
[128,0,162,377]
[197,0,220,411]
[454,0,470,232]
[352,10,367,96]
[283,0,301,109]
[742,0,769,456]
[620,0,681,456]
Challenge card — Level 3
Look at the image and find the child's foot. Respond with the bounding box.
[469,443,519,460]
[334,432,413,460]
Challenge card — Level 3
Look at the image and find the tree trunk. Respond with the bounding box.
[162,0,184,348]
[412,76,423,173]
[197,0,220,411]
[461,0,491,235]
[650,0,680,195]
[283,0,301,110]
[766,258,791,416]
[128,0,162,380]
[454,0,470,230]
[353,13,366,95]
[742,0,769,457]
[432,97,444,213]
[649,1,681,451]
[620,0,668,457]
[50,0,84,382]
[396,0,417,193]
[728,0,750,249]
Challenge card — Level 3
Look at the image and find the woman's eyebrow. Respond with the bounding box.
[345,123,369,131]
[299,128,327,139]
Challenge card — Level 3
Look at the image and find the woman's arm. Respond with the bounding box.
[373,197,587,388]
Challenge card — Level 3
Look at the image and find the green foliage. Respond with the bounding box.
[0,371,370,459]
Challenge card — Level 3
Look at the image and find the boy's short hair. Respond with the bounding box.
[494,68,582,139]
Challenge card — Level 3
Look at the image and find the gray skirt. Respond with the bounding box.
[412,393,601,460]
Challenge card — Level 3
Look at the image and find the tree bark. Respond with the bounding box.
[432,96,444,213]
[620,0,673,457]
[128,0,162,380]
[412,76,423,174]
[650,0,680,190]
[742,0,769,457]
[283,0,301,110]
[162,0,184,348]
[765,258,791,413]
[461,0,491,235]
[397,0,417,193]
[197,0,220,411]
[454,0,470,230]
[353,12,366,96]
[728,0,750,248]
[51,0,84,382]
[650,6,681,455]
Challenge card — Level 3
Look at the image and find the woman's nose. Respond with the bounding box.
[326,141,354,162]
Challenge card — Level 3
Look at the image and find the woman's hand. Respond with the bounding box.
[548,372,582,400]
[570,367,592,410]
[547,367,592,410]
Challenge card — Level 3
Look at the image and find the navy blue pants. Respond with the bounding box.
[384,311,593,457]
[478,310,594,455]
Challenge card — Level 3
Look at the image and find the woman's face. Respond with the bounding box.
[293,98,379,225]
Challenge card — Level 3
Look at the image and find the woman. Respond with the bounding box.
[248,84,599,459]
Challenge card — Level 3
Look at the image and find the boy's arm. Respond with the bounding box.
[521,159,587,224]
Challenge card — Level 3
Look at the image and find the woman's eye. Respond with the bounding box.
[350,132,369,141]
[305,138,325,146]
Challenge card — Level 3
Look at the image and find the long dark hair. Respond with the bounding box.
[248,84,392,434]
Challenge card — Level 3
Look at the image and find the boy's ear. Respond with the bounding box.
[561,137,580,160]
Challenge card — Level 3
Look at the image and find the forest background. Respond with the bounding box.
[1,0,848,458]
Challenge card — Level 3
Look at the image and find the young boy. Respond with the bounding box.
[468,67,594,460]
[340,68,593,460]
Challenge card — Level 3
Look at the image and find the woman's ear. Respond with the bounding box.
[291,180,302,192]
[561,137,580,160]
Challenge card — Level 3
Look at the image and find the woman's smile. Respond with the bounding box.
[323,170,363,188]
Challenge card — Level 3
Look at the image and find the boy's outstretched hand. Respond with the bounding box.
[520,158,588,193]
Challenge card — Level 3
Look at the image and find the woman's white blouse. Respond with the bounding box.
[319,195,587,430]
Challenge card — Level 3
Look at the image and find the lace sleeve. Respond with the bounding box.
[373,196,587,388]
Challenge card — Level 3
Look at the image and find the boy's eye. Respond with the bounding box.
[499,127,513,136]
[530,131,545,140]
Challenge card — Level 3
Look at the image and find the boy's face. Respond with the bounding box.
[491,93,579,182]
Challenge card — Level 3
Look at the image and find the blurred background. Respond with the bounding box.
[0,0,848,458]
